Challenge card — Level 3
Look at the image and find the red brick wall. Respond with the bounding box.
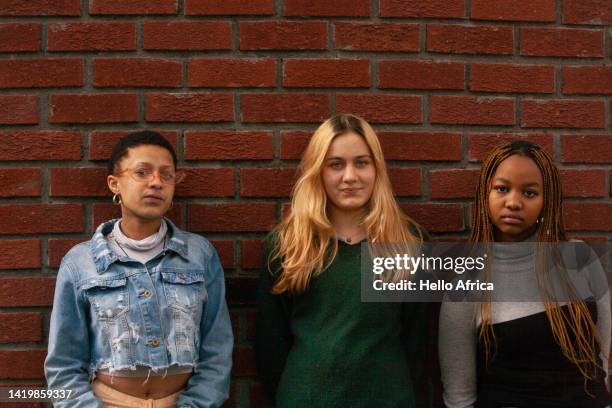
[0,0,611,407]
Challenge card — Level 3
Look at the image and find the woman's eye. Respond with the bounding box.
[330,162,343,169]
[355,160,369,168]
[524,190,537,198]
[494,186,508,193]
[135,169,149,177]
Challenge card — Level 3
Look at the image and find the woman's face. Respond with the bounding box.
[107,145,176,222]
[322,132,376,216]
[488,154,544,242]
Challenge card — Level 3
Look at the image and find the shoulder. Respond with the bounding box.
[183,230,215,259]
[60,241,97,281]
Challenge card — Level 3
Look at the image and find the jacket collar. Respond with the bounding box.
[91,217,189,273]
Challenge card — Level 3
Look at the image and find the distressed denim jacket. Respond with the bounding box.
[44,218,233,408]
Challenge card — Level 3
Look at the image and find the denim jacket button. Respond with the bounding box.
[142,290,152,297]
[147,339,160,347]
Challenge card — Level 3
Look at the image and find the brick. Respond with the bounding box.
[50,93,138,124]
[471,0,555,22]
[48,22,135,51]
[470,64,554,93]
[0,393,43,408]
[210,240,234,270]
[337,93,422,124]
[0,168,40,197]
[283,59,370,88]
[50,168,108,197]
[468,133,554,162]
[560,169,606,198]
[284,0,369,17]
[379,60,464,90]
[0,23,40,52]
[232,346,257,376]
[48,239,82,268]
[0,240,40,269]
[0,95,37,125]
[335,22,419,52]
[175,168,235,197]
[93,58,182,88]
[241,168,297,197]
[90,0,177,14]
[0,58,83,88]
[89,131,177,161]
[380,0,464,18]
[562,135,612,163]
[562,66,612,95]
[242,239,264,269]
[226,276,258,305]
[146,93,233,123]
[389,168,421,197]
[188,203,276,232]
[189,58,276,88]
[563,0,612,24]
[0,350,46,379]
[240,21,327,50]
[378,132,462,161]
[430,96,515,126]
[0,131,80,160]
[0,277,56,307]
[280,131,312,160]
[185,131,273,161]
[430,169,480,199]
[186,0,273,15]
[242,93,329,123]
[0,0,80,16]
[143,22,231,51]
[520,28,604,57]
[0,313,42,343]
[521,99,605,129]
[92,203,182,229]
[427,24,513,55]
[564,203,612,231]
[0,204,83,234]
[400,203,464,232]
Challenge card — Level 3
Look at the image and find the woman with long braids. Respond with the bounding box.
[255,114,429,407]
[439,140,610,407]
[45,131,233,407]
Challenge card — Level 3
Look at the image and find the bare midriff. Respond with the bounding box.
[96,372,192,399]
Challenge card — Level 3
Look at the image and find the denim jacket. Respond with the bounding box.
[44,218,233,408]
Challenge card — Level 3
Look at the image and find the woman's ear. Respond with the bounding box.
[107,174,119,195]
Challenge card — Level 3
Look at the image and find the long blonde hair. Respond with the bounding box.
[471,140,601,387]
[270,114,422,295]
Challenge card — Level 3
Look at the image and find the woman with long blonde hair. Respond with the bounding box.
[439,140,610,407]
[256,114,429,407]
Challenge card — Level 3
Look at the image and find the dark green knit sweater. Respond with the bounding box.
[256,238,429,408]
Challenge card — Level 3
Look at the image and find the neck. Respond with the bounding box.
[329,206,366,241]
[119,214,163,240]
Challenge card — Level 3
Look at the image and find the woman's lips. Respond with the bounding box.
[500,215,523,225]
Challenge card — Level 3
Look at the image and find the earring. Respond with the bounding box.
[112,193,121,205]
[169,201,174,209]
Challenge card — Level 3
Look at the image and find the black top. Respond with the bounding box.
[476,300,609,408]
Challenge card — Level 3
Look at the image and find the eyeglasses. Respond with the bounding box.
[115,166,185,185]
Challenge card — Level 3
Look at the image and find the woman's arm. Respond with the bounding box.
[44,259,103,408]
[177,248,233,408]
[255,240,293,401]
[438,301,477,408]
